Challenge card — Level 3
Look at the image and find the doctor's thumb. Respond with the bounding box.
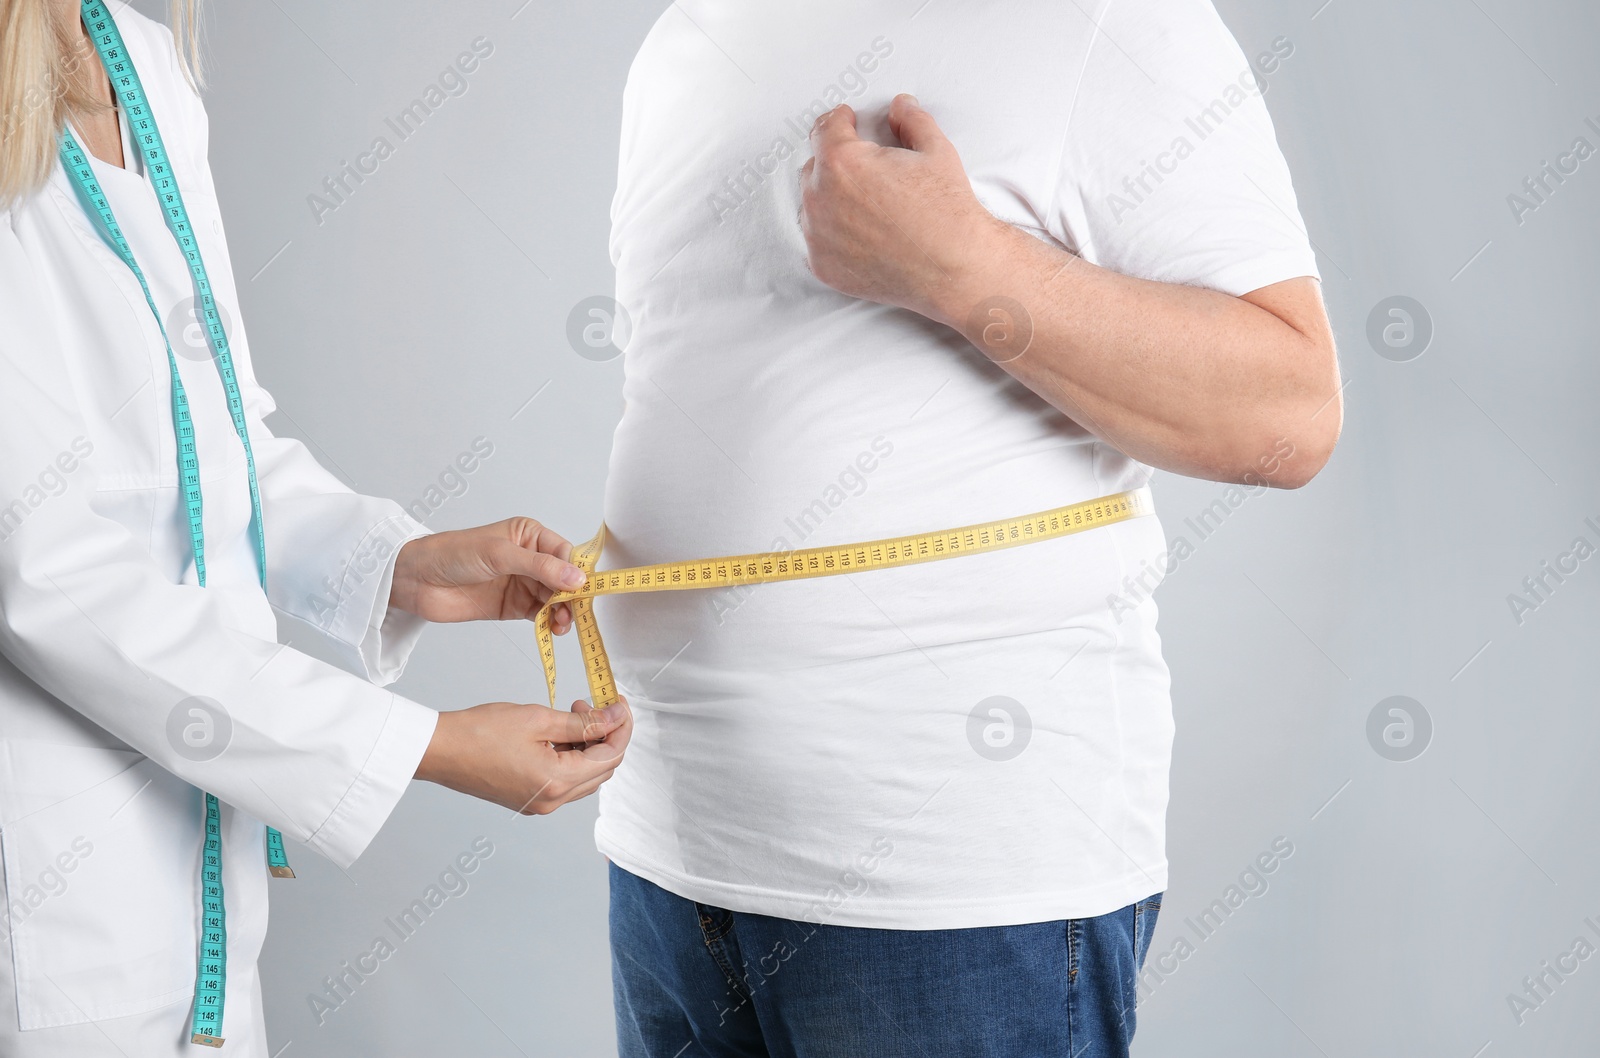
[565,697,631,741]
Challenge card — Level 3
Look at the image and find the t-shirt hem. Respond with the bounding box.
[598,830,1168,930]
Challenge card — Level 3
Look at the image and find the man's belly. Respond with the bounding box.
[599,390,1163,706]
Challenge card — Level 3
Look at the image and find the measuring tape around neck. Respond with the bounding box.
[533,487,1154,709]
[60,2,292,1047]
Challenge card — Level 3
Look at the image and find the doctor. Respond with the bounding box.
[0,1,631,1055]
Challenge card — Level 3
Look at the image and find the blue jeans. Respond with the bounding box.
[610,864,1162,1058]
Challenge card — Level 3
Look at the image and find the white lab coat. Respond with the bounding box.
[0,9,439,1055]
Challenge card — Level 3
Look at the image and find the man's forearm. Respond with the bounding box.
[928,219,1343,488]
[798,96,1343,488]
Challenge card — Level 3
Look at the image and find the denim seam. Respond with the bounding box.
[696,907,752,1002]
[1064,917,1080,1058]
[696,903,734,944]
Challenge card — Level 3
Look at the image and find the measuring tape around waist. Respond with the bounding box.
[533,487,1154,710]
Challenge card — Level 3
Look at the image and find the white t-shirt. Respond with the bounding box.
[595,0,1318,929]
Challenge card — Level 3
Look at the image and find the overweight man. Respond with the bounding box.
[594,1,1340,1054]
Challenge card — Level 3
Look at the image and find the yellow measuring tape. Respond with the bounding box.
[533,487,1153,709]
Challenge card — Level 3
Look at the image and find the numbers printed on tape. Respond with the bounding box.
[265,829,295,879]
[534,488,1154,709]
[192,793,227,1047]
[60,2,295,1047]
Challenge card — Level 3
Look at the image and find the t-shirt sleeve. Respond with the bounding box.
[1047,0,1320,297]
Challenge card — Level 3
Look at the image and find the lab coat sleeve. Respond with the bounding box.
[148,25,433,688]
[0,219,436,869]
[251,414,434,690]
[238,358,433,689]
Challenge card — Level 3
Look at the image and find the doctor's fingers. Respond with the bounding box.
[486,534,588,594]
[517,755,624,814]
[503,516,575,565]
[550,737,628,784]
[532,697,632,747]
[573,700,634,760]
[534,728,631,809]
[557,771,618,807]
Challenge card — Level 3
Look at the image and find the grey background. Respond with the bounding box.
[131,0,1600,1054]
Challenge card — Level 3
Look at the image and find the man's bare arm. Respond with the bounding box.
[799,95,1342,488]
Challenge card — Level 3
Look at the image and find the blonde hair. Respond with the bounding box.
[0,1,201,206]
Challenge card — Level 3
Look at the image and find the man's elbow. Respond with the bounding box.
[1227,282,1343,489]
[1269,433,1337,489]
[1236,325,1344,489]
[1246,394,1342,490]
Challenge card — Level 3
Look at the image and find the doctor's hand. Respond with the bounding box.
[799,95,1009,329]
[416,698,633,814]
[390,518,585,634]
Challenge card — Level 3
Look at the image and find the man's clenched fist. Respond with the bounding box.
[799,94,1007,328]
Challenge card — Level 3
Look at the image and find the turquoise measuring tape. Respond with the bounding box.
[59,2,292,1046]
